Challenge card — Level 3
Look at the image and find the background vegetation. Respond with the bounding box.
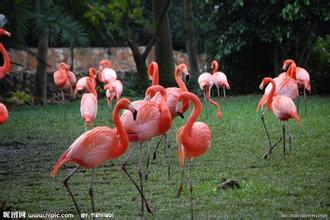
[0,0,329,103]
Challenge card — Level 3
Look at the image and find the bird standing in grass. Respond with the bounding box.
[98,59,117,83]
[211,60,230,98]
[80,77,98,131]
[0,28,11,125]
[258,77,301,158]
[50,98,140,219]
[75,67,97,96]
[120,85,171,216]
[198,69,222,118]
[175,91,211,220]
[53,62,77,101]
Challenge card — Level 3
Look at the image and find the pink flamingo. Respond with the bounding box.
[0,28,11,79]
[75,67,97,96]
[120,85,171,216]
[198,71,222,118]
[211,60,230,98]
[80,77,98,131]
[104,80,123,107]
[53,62,77,101]
[98,59,117,83]
[175,91,211,219]
[50,98,149,217]
[283,59,311,114]
[0,103,8,125]
[258,77,301,158]
[0,28,11,125]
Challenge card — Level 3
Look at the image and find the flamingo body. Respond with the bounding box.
[296,67,311,92]
[0,28,11,79]
[0,103,8,125]
[80,93,97,124]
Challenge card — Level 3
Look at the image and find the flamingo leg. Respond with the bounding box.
[176,165,185,198]
[63,166,82,219]
[217,87,220,98]
[144,141,152,180]
[89,168,96,218]
[223,87,226,98]
[145,134,166,180]
[165,127,173,182]
[287,123,292,154]
[282,122,286,155]
[152,134,165,160]
[107,99,112,125]
[137,143,145,216]
[121,145,153,215]
[263,136,283,159]
[303,88,307,115]
[260,110,272,149]
[297,94,300,114]
[188,159,194,220]
[203,90,209,119]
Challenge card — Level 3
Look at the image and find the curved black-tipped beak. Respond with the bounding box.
[176,112,184,119]
[185,74,190,82]
[132,109,138,121]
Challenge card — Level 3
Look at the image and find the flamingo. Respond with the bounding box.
[80,77,98,131]
[0,28,11,125]
[75,67,97,96]
[98,59,117,83]
[175,91,211,219]
[53,62,77,101]
[283,59,311,114]
[211,60,230,98]
[120,85,171,216]
[146,64,191,180]
[50,98,144,218]
[198,71,222,118]
[258,77,301,159]
[0,28,11,79]
[0,103,8,125]
[257,60,298,150]
[104,80,123,107]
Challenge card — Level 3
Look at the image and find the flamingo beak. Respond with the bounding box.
[128,104,137,121]
[176,112,184,119]
[259,82,264,90]
[185,74,190,82]
[132,109,137,121]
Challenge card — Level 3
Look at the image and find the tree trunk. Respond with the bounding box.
[152,0,175,87]
[129,42,149,92]
[34,27,49,105]
[183,0,199,78]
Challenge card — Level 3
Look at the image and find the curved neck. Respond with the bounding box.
[287,62,297,79]
[148,62,159,85]
[182,94,202,137]
[175,66,188,91]
[87,78,97,97]
[56,69,68,86]
[113,102,129,153]
[211,60,218,73]
[267,79,276,110]
[0,43,10,74]
[205,86,222,118]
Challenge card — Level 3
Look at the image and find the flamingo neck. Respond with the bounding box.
[267,79,276,110]
[288,62,297,79]
[113,102,129,154]
[204,87,222,118]
[87,78,97,98]
[182,94,201,137]
[148,62,159,85]
[175,66,187,91]
[0,43,10,78]
[211,60,218,73]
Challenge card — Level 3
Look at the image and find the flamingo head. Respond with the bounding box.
[211,60,218,73]
[259,77,273,90]
[0,28,11,37]
[175,99,184,119]
[145,85,166,101]
[58,62,70,71]
[99,59,111,70]
[282,59,295,71]
[117,98,137,121]
[89,67,97,78]
[148,61,158,79]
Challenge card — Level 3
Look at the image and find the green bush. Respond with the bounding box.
[9,91,35,106]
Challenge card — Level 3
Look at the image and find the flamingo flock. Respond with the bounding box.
[0,25,311,219]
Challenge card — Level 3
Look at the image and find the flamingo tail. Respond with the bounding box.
[50,151,68,177]
[291,111,301,123]
[257,95,268,111]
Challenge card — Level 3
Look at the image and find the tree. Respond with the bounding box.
[183,0,200,78]
[84,0,171,90]
[2,0,89,104]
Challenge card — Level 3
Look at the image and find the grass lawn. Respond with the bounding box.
[0,94,329,219]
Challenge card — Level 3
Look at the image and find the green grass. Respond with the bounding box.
[0,95,329,219]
